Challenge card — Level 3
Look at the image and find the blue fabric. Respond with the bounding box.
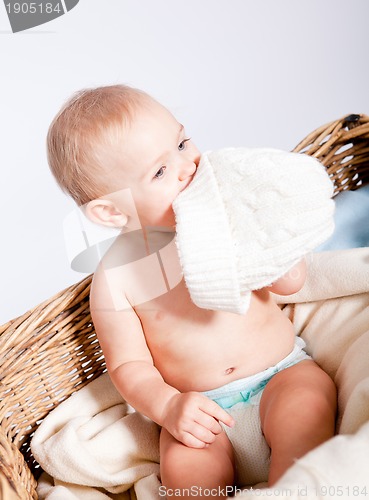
[316,183,369,251]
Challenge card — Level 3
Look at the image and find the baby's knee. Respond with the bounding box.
[303,364,337,411]
[287,365,337,427]
[160,429,234,491]
[262,361,337,428]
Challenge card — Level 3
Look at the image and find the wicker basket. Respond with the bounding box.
[1,114,369,499]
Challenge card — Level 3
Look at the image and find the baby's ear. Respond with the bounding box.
[85,199,128,228]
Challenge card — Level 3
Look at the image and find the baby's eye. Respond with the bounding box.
[178,138,191,151]
[154,166,166,179]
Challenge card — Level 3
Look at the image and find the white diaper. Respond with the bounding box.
[202,337,311,486]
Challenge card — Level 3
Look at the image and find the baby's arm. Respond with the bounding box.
[266,258,307,296]
[90,268,233,449]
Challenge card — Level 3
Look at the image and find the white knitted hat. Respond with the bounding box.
[173,147,335,315]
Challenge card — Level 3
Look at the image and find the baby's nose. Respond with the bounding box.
[179,160,197,180]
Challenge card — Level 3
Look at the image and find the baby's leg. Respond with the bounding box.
[160,427,235,498]
[260,359,336,485]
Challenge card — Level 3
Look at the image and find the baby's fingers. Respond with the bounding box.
[195,411,223,435]
[201,398,234,428]
[181,431,212,449]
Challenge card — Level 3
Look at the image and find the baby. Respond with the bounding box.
[47,85,337,497]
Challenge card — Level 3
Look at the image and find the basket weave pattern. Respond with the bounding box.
[293,113,369,193]
[1,114,368,499]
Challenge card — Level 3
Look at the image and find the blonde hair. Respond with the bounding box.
[47,84,152,206]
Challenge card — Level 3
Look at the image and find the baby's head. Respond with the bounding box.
[48,84,200,228]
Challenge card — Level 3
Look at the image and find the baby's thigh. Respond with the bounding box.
[160,427,234,492]
[259,360,336,440]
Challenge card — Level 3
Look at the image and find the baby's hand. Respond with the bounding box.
[161,392,234,448]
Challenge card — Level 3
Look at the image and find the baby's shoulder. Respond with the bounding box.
[91,227,179,310]
[91,236,157,312]
[90,259,131,312]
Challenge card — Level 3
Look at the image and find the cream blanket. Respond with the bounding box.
[31,248,369,500]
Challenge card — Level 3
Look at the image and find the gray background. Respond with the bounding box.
[1,0,368,324]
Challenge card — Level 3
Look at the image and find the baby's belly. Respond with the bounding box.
[136,285,296,393]
[149,320,295,392]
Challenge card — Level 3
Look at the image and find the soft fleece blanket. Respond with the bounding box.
[31,248,369,500]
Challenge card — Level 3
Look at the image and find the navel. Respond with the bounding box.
[224,367,235,376]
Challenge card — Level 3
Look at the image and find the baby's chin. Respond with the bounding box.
[163,211,176,228]
[163,208,176,228]
[143,209,176,229]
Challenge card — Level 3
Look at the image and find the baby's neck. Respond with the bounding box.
[142,226,176,254]
[104,225,175,270]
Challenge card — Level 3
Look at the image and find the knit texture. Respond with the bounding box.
[173,147,335,314]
